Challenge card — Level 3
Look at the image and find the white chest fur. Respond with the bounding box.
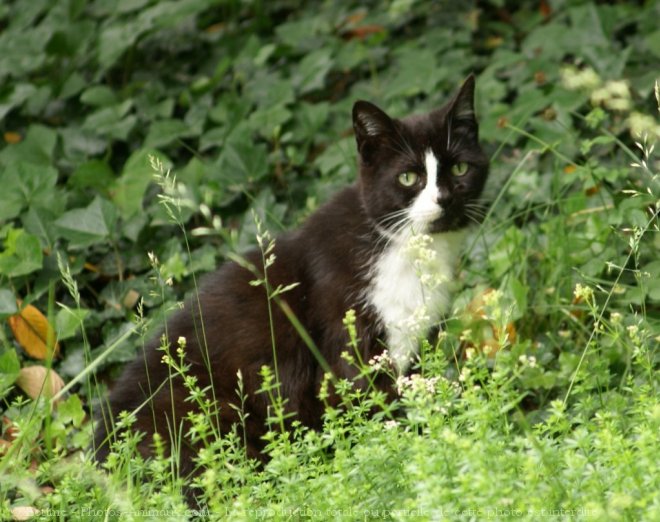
[365,230,464,373]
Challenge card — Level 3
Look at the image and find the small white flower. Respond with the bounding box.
[368,350,392,371]
[573,283,594,302]
[384,420,399,431]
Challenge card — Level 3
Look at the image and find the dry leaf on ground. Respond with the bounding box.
[16,366,65,400]
[8,303,60,359]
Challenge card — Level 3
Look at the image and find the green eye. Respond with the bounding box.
[451,162,469,177]
[397,172,419,187]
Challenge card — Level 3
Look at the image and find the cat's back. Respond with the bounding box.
[174,184,367,355]
[296,184,371,271]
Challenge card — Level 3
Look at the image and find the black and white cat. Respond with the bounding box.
[94,75,489,472]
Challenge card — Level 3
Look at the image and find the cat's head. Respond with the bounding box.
[352,75,489,236]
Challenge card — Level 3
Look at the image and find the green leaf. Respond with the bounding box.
[55,196,118,248]
[296,102,329,136]
[69,160,115,193]
[218,141,269,188]
[98,0,215,69]
[507,277,528,321]
[0,124,57,167]
[22,207,60,249]
[117,0,152,14]
[59,127,108,161]
[248,105,292,138]
[82,100,135,140]
[97,20,142,70]
[144,119,192,148]
[0,289,18,318]
[112,149,171,219]
[57,393,86,427]
[56,306,90,340]
[646,29,660,59]
[0,228,44,277]
[0,162,59,221]
[59,72,87,99]
[314,137,355,179]
[385,46,440,99]
[292,48,333,94]
[80,86,118,107]
[0,83,37,120]
[0,349,20,397]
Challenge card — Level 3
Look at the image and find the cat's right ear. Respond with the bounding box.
[352,101,395,162]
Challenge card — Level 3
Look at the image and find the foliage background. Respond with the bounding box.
[0,0,658,520]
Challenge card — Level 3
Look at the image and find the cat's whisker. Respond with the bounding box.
[464,203,488,215]
[378,216,417,249]
[464,202,489,215]
[464,208,487,224]
[376,209,413,231]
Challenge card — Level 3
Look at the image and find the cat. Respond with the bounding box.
[93,74,489,476]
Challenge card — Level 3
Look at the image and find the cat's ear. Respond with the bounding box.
[448,74,476,119]
[446,74,479,137]
[352,101,396,160]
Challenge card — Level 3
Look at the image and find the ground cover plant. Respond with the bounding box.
[0,0,658,520]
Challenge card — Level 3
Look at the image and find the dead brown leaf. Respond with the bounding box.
[8,302,60,359]
[16,366,65,400]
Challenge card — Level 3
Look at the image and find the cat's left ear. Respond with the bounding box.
[446,74,479,137]
[352,100,396,161]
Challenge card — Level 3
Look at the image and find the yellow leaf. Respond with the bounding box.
[3,131,22,144]
[16,366,65,400]
[8,303,60,359]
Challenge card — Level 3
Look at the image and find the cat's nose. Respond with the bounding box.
[434,190,451,207]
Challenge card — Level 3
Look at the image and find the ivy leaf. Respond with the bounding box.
[69,160,115,194]
[112,149,171,219]
[80,85,118,107]
[0,163,58,221]
[144,119,193,148]
[82,100,135,140]
[22,207,60,249]
[0,229,43,278]
[57,393,86,427]
[292,48,333,94]
[218,141,268,188]
[0,349,20,397]
[0,290,18,318]
[0,83,37,120]
[54,196,118,248]
[97,0,215,69]
[0,124,58,167]
[56,306,90,341]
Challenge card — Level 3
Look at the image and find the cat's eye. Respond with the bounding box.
[451,162,469,177]
[397,172,419,187]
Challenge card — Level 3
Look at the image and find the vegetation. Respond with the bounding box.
[0,0,658,520]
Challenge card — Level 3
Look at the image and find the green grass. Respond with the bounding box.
[1,1,659,520]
